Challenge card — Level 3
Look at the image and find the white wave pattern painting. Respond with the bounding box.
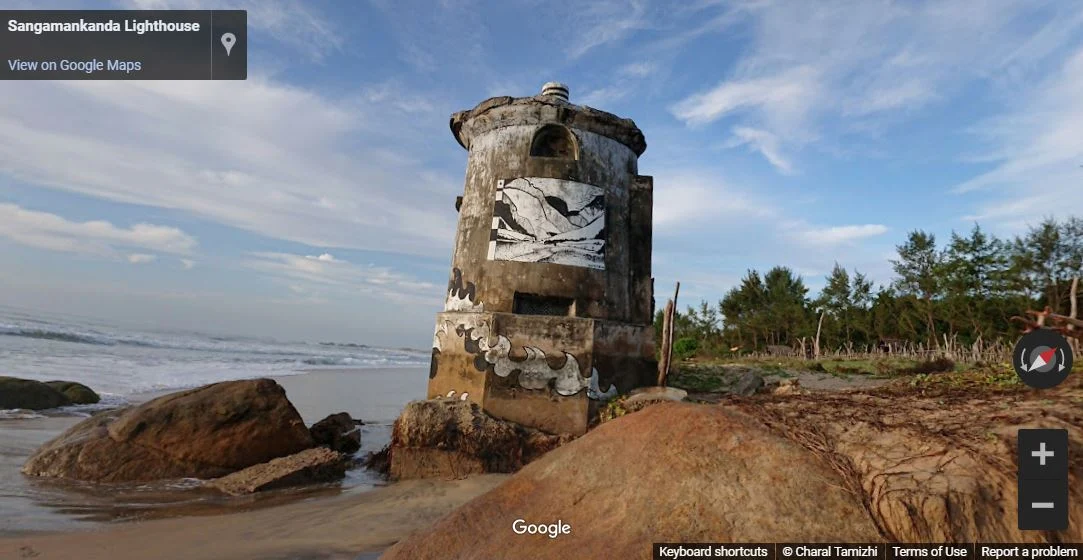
[488,177,605,270]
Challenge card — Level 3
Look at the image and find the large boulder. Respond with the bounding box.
[384,380,1083,558]
[207,447,348,496]
[0,377,72,410]
[310,412,362,454]
[23,379,314,482]
[45,380,100,404]
[388,399,573,480]
[382,403,880,559]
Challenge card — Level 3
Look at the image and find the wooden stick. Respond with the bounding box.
[657,300,673,386]
[813,310,825,359]
[657,282,680,387]
[1070,277,1079,352]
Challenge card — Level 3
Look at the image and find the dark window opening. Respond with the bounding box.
[513,292,575,316]
[529,124,578,159]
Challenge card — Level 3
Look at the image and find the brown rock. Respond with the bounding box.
[382,403,880,559]
[768,378,808,395]
[23,379,314,482]
[44,380,100,404]
[623,386,687,412]
[384,381,1083,558]
[521,430,575,464]
[597,386,688,425]
[0,377,71,410]
[389,398,573,480]
[310,412,361,454]
[364,445,391,475]
[390,447,487,480]
[207,447,348,495]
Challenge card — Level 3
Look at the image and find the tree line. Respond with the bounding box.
[655,217,1083,358]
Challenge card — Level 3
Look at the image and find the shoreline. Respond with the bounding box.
[0,366,430,541]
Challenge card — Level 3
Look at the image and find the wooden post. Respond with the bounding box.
[657,282,680,387]
[1070,276,1079,353]
[657,300,673,386]
[813,309,825,359]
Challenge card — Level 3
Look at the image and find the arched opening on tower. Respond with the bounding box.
[529,124,578,159]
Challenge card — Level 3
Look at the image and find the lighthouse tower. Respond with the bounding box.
[429,82,656,435]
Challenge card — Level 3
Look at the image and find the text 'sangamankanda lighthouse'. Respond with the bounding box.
[429,82,657,435]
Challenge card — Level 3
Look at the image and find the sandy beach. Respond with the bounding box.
[0,366,460,559]
[0,474,507,560]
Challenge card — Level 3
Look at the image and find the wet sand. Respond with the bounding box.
[0,474,508,560]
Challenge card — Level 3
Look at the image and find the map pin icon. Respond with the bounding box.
[221,33,236,56]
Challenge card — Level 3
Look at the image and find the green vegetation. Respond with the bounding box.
[599,397,629,423]
[672,337,699,362]
[667,364,737,393]
[655,217,1082,359]
[665,356,1047,396]
[907,363,1023,390]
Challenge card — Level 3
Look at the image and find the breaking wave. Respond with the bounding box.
[0,309,429,400]
[0,326,110,346]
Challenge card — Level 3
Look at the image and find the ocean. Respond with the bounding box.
[0,304,433,534]
[0,304,429,414]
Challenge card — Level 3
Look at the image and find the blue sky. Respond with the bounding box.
[2,0,1082,348]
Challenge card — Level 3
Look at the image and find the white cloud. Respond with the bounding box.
[651,170,777,231]
[579,85,633,108]
[128,253,157,264]
[668,1,1083,172]
[579,61,662,109]
[565,0,651,59]
[181,259,196,270]
[0,78,458,258]
[619,62,657,78]
[670,66,820,128]
[791,224,889,246]
[360,81,438,114]
[0,203,196,258]
[951,47,1083,231]
[842,80,936,116]
[725,127,794,174]
[242,252,440,305]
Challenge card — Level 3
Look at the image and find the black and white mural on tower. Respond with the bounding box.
[488,177,605,270]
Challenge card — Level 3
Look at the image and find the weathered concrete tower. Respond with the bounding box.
[429,82,655,435]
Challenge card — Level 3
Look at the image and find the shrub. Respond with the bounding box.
[599,397,629,424]
[672,337,700,361]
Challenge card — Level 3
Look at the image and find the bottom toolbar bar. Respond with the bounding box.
[652,544,1082,560]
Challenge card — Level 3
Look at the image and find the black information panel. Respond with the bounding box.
[1,10,246,80]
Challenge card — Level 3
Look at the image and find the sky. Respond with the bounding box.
[1,0,1082,348]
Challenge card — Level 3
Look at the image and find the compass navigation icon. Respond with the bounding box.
[1013,329,1073,389]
